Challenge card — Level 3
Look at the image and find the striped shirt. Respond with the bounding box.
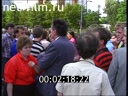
[31,41,45,58]
[93,48,112,72]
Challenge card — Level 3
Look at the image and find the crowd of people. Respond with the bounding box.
[2,19,127,96]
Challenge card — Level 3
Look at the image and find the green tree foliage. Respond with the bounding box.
[1,3,101,31]
[27,3,45,28]
[2,1,126,34]
[2,11,6,28]
[43,2,63,28]
[18,9,29,26]
[88,24,103,28]
[63,3,81,29]
[104,0,119,31]
[116,0,126,22]
[84,9,101,28]
[104,0,126,31]
[99,17,108,24]
[4,3,20,25]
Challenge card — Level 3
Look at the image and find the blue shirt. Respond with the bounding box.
[10,39,17,57]
[106,40,114,52]
[30,34,33,40]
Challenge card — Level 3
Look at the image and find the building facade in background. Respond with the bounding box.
[57,0,78,5]
[2,0,14,11]
[38,0,46,4]
[38,0,78,5]
[2,0,14,6]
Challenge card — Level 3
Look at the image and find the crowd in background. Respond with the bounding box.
[2,19,127,96]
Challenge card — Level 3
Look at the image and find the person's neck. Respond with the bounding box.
[97,46,105,52]
[90,56,94,60]
[34,38,41,41]
[7,32,12,36]
[21,55,28,60]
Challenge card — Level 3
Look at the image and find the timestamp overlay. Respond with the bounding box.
[38,75,89,83]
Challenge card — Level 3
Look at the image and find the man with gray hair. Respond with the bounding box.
[114,22,126,48]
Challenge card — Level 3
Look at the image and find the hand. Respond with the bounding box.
[111,37,118,48]
[28,61,35,67]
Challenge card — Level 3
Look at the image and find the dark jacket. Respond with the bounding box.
[37,36,75,96]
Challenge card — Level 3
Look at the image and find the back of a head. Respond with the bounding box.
[33,27,44,38]
[25,31,31,37]
[51,19,68,36]
[76,32,99,59]
[89,27,111,45]
[34,25,43,29]
[42,30,49,39]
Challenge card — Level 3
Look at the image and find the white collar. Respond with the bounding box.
[79,58,95,65]
[55,36,60,41]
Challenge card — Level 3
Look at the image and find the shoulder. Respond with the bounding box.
[41,40,50,43]
[113,47,126,56]
[113,47,126,59]
[55,37,74,46]
[11,40,17,45]
[94,48,112,59]
[47,40,60,50]
[62,61,107,77]
[46,42,56,49]
[32,41,42,46]
[41,41,50,46]
[116,47,126,53]
[32,41,44,49]
[6,55,19,66]
[70,38,75,42]
[62,62,80,70]
[106,41,113,47]
[2,33,7,39]
[61,62,82,75]
[29,54,37,59]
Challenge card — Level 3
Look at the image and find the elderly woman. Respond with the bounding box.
[4,35,39,96]
[56,32,114,96]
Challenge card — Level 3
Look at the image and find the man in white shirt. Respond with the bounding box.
[56,32,114,96]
